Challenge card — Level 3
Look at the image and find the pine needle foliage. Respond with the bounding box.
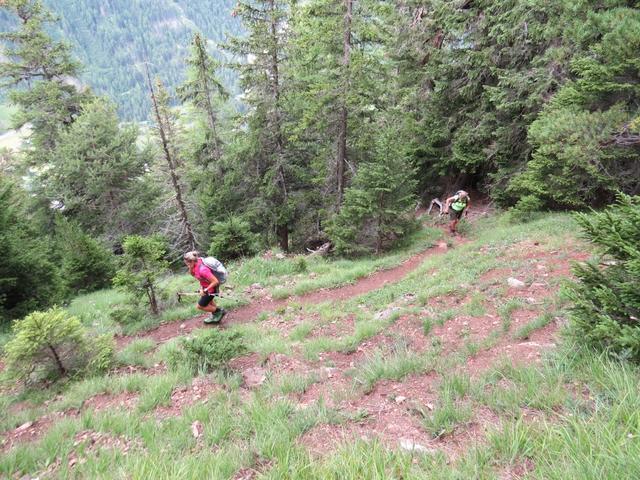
[567,194,640,360]
[4,307,114,384]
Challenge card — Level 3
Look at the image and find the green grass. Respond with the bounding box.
[421,398,473,438]
[350,347,431,393]
[498,298,524,333]
[0,103,18,134]
[513,312,555,340]
[116,338,156,367]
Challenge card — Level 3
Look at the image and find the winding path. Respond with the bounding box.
[117,240,452,347]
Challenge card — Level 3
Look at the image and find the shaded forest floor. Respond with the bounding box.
[3,212,640,479]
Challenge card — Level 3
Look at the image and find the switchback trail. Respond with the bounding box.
[118,240,453,347]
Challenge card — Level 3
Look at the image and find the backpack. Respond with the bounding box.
[202,256,228,284]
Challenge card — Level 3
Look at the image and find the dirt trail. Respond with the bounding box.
[118,240,452,347]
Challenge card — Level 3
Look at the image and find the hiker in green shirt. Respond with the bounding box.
[444,190,470,235]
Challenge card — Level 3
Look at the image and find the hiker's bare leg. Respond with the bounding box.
[196,301,217,313]
[449,219,458,234]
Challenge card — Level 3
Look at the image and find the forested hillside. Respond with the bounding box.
[0,0,241,120]
[0,0,639,321]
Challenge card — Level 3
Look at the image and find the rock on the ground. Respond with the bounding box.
[399,438,436,455]
[191,420,203,439]
[243,367,267,388]
[507,277,526,289]
[395,395,407,405]
[374,307,401,321]
[15,421,34,432]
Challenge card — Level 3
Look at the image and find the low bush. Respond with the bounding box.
[167,329,246,374]
[3,307,114,384]
[566,194,640,360]
[209,217,259,260]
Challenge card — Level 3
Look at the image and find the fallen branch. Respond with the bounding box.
[306,242,332,257]
[426,198,444,216]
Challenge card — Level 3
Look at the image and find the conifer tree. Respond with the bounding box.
[329,116,417,254]
[0,0,91,160]
[226,0,294,251]
[178,32,228,163]
[147,69,198,252]
[45,98,152,240]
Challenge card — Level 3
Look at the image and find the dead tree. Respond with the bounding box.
[145,66,197,251]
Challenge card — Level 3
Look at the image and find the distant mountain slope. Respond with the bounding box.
[0,0,241,120]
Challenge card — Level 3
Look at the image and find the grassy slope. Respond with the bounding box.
[2,214,640,479]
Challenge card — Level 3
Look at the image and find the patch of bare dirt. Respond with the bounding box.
[154,376,221,418]
[1,409,79,452]
[82,391,139,413]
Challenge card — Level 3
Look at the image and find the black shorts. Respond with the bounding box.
[198,285,219,307]
[449,209,464,220]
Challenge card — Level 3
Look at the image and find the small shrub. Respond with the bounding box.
[167,329,246,374]
[567,194,640,360]
[507,195,545,223]
[113,235,168,315]
[209,217,259,260]
[293,256,308,273]
[4,307,114,384]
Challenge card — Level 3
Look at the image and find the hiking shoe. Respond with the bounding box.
[204,307,226,324]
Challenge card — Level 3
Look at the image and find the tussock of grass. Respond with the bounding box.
[351,348,430,393]
[513,312,554,340]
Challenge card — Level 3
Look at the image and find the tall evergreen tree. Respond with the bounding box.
[0,0,91,160]
[329,114,417,254]
[178,32,228,163]
[226,0,296,251]
[43,98,153,241]
[0,178,62,323]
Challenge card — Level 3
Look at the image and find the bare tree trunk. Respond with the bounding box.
[145,67,197,251]
[269,0,289,252]
[203,85,221,160]
[48,344,66,376]
[147,280,159,316]
[336,0,352,210]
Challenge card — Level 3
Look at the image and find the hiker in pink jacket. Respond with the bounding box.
[183,251,226,324]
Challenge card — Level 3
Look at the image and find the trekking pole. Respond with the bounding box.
[176,290,238,304]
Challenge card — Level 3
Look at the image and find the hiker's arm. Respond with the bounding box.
[202,270,220,294]
[444,196,454,213]
[204,276,219,294]
[465,200,471,216]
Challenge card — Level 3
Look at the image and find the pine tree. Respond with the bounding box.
[285,0,395,210]
[147,69,198,252]
[509,6,640,210]
[329,115,417,254]
[0,178,62,323]
[0,0,91,160]
[226,0,294,251]
[113,235,169,316]
[44,98,152,240]
[178,32,228,163]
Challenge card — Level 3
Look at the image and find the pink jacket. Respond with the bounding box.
[191,258,216,289]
